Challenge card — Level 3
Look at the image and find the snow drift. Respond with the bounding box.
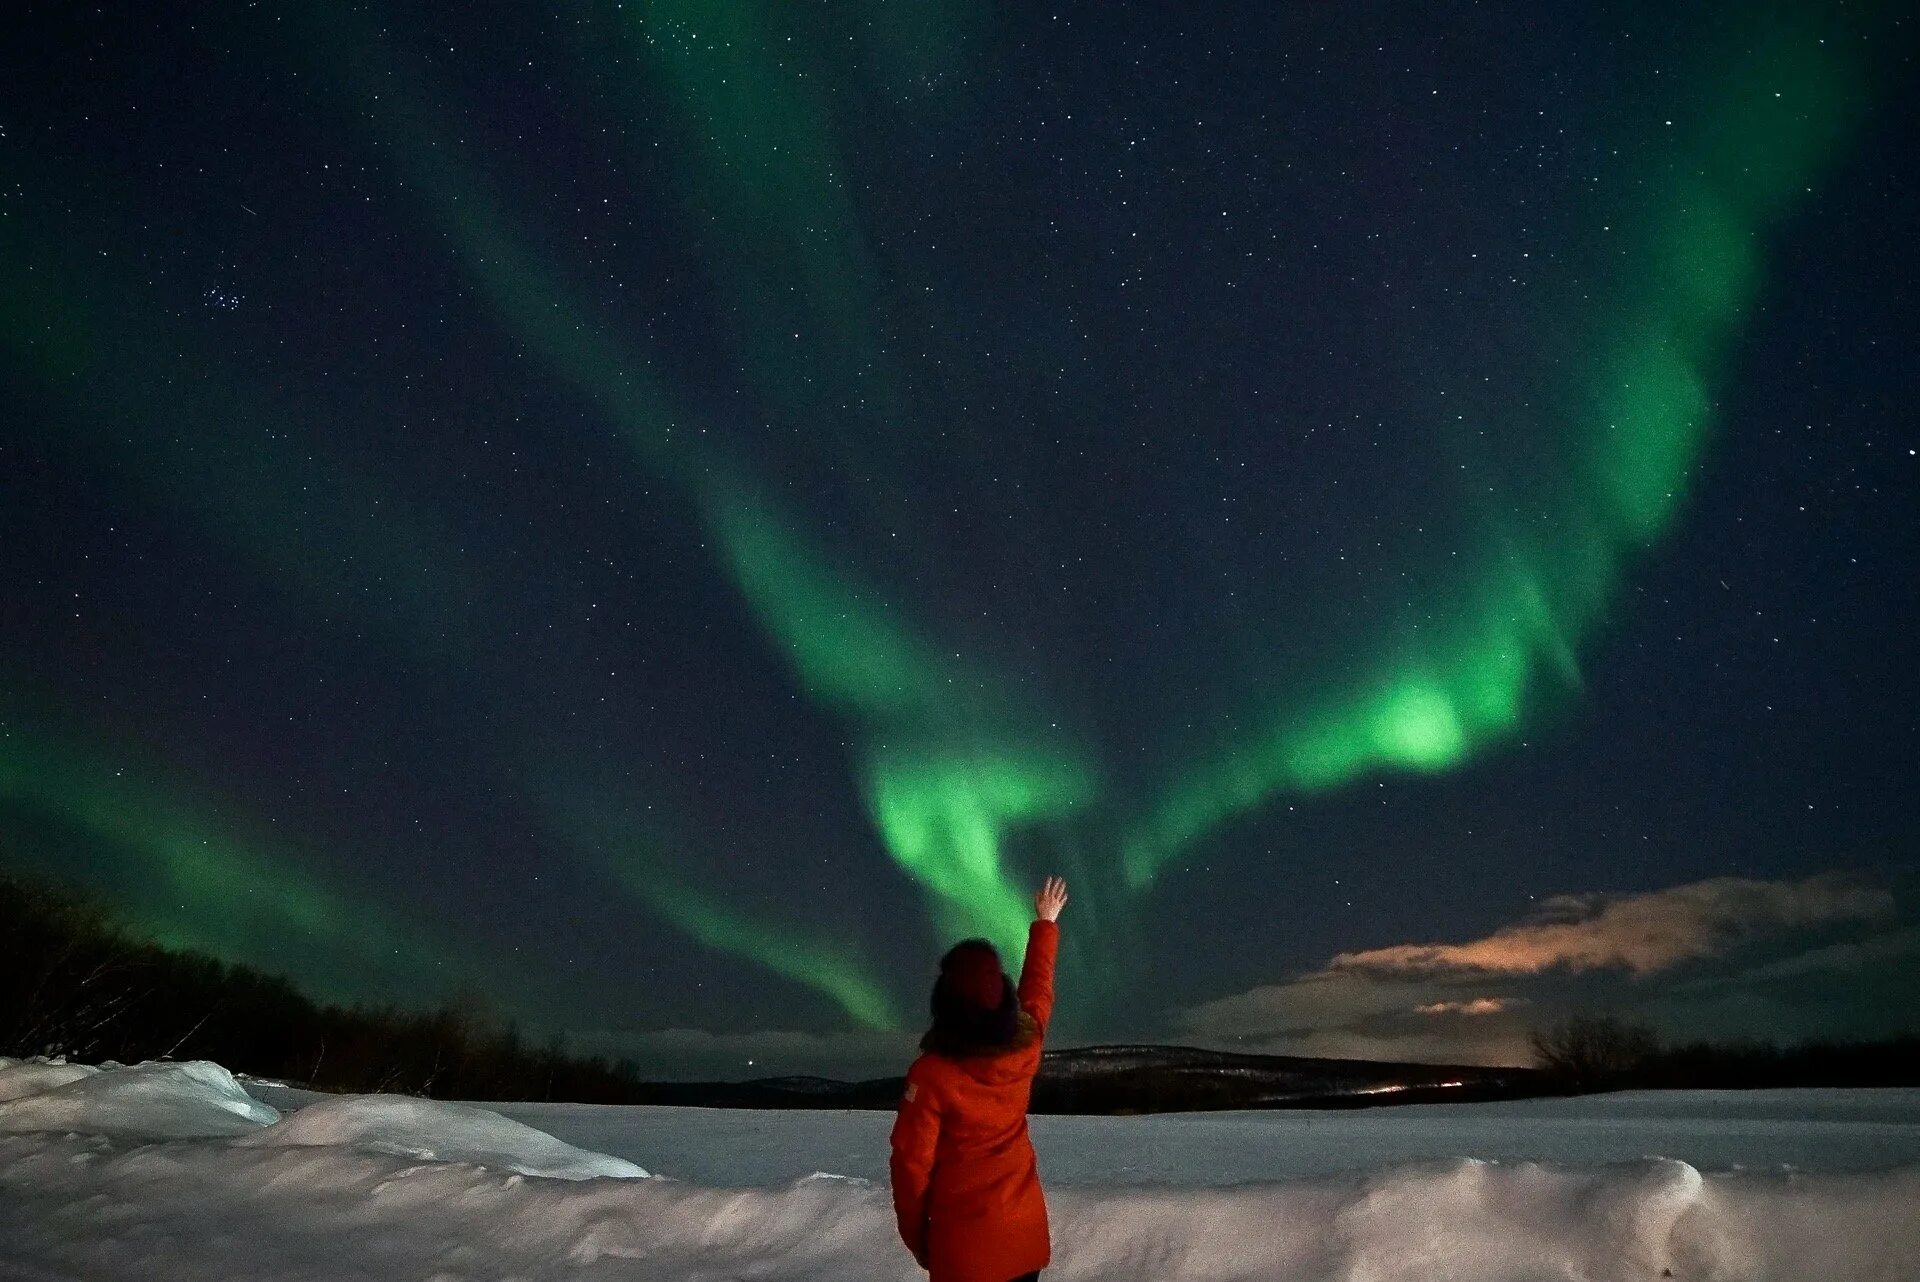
[233,1092,648,1180]
[0,1058,277,1139]
[0,1056,99,1102]
[0,1057,1915,1281]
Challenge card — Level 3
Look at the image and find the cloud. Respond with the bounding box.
[1671,923,1920,990]
[1644,923,1920,1045]
[1179,971,1537,1066]
[1415,997,1516,1016]
[1176,872,1901,1067]
[1331,874,1891,977]
[1178,968,1538,1064]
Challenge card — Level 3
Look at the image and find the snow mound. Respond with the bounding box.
[4,1142,1913,1281]
[0,1060,277,1140]
[1059,1159,1920,1282]
[1053,1157,1723,1281]
[0,1058,101,1102]
[237,1093,649,1180]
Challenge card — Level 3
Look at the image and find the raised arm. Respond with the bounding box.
[1018,875,1067,1031]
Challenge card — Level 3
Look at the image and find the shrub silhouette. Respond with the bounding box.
[1529,1013,1660,1091]
[1529,1011,1918,1092]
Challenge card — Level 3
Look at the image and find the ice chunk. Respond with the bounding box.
[0,1060,278,1140]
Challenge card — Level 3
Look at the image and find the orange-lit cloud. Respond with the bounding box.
[1414,997,1513,1016]
[1175,872,1899,1067]
[1331,874,1890,977]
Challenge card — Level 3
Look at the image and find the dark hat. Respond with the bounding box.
[924,938,1023,1056]
[940,939,1008,1011]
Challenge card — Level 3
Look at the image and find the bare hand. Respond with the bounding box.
[1034,875,1069,923]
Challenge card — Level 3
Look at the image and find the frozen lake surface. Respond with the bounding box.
[476,1085,1920,1186]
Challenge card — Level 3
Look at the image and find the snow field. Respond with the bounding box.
[474,1086,1920,1186]
[1,1058,1916,1280]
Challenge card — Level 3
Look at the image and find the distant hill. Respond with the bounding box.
[621,1044,1546,1114]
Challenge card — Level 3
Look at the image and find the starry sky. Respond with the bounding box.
[3,2,1916,1078]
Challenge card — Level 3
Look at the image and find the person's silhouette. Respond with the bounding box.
[889,876,1067,1282]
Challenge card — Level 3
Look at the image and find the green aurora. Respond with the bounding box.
[1120,23,1873,884]
[302,8,1093,980]
[0,4,1894,1041]
[543,780,900,1029]
[291,5,1882,1009]
[0,726,467,1005]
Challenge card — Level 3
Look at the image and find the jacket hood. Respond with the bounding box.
[919,1010,1040,1081]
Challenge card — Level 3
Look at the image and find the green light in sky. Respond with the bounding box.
[545,790,900,1029]
[701,486,971,721]
[1124,24,1867,884]
[708,484,1092,958]
[0,725,463,1004]
[616,1,982,436]
[629,878,899,1032]
[865,745,1092,959]
[306,17,1092,983]
[287,8,1882,1016]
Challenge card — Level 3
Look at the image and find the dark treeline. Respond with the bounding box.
[1528,1013,1920,1094]
[0,872,649,1101]
[1636,1037,1920,1088]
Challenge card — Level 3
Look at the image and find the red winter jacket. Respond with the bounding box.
[889,920,1059,1282]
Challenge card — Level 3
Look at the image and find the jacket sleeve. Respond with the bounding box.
[1018,919,1060,1031]
[888,1060,941,1264]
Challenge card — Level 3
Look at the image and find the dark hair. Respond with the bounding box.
[927,939,1020,1051]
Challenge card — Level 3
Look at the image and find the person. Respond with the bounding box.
[889,875,1069,1282]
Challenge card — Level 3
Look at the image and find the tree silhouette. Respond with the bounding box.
[1528,1013,1660,1091]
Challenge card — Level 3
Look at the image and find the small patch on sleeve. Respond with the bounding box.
[904,1081,919,1103]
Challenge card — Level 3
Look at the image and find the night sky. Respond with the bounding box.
[4,2,1915,1078]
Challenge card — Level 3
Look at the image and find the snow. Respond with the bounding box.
[455,1086,1920,1187]
[0,1059,99,1103]
[1,1058,1916,1280]
[0,1059,277,1140]
[233,1093,648,1180]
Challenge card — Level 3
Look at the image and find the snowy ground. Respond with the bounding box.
[2,1059,1917,1280]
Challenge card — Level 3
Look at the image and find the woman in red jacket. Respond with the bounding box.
[889,875,1068,1282]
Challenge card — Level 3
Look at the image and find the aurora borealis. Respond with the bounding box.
[4,2,1916,1075]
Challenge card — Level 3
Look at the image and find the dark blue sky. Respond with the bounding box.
[2,1,1914,1075]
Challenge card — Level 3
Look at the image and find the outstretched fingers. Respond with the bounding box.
[1034,875,1069,922]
